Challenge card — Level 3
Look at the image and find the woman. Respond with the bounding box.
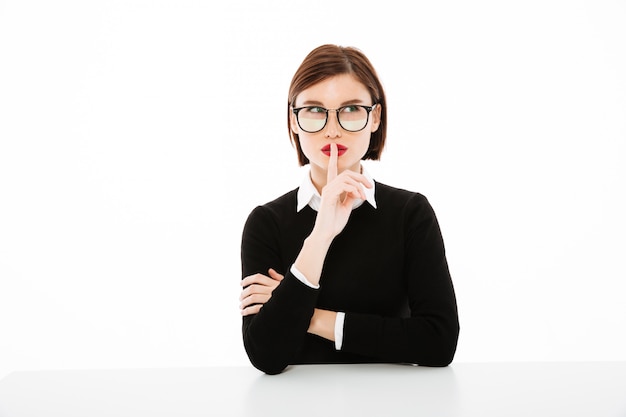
[239,44,459,375]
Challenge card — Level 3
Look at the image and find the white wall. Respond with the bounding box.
[1,0,625,379]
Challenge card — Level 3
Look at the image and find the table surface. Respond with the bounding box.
[1,362,625,417]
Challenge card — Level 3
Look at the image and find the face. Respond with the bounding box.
[290,73,381,186]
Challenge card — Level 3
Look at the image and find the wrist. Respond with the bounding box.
[307,228,335,247]
[308,309,337,341]
[293,233,333,287]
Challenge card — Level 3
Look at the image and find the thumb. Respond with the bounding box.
[268,268,284,281]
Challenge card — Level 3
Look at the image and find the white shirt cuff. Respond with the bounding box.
[334,312,345,350]
[289,264,320,289]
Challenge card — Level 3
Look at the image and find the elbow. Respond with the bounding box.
[250,358,288,375]
[418,321,460,367]
[419,348,456,367]
[243,337,289,375]
[418,344,457,367]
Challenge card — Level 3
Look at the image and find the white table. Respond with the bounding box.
[0,362,625,416]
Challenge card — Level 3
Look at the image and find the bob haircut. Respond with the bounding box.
[287,44,387,166]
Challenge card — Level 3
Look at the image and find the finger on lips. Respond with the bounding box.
[324,143,372,192]
[327,143,338,183]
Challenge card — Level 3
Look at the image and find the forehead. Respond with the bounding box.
[295,73,371,106]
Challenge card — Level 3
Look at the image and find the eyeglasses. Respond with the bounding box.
[292,104,377,133]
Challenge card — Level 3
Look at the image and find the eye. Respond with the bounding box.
[341,105,359,113]
[305,106,326,114]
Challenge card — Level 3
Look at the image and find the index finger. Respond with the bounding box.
[241,273,272,288]
[327,143,338,184]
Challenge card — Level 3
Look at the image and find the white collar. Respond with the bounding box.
[296,166,377,212]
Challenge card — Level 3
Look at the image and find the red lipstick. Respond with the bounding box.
[322,144,348,156]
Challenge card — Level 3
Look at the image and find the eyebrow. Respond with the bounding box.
[299,99,367,107]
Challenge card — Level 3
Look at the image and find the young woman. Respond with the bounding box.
[239,44,459,375]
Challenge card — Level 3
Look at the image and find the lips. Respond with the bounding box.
[321,144,348,156]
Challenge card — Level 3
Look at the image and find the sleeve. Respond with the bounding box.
[340,194,460,366]
[240,205,319,375]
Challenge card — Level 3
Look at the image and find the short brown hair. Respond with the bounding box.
[287,44,387,166]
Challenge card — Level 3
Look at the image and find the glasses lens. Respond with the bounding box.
[338,106,369,132]
[297,107,327,132]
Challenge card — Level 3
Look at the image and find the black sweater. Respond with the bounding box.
[240,182,459,375]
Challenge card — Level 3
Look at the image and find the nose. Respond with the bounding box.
[324,110,342,138]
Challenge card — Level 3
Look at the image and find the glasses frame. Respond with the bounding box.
[292,104,377,133]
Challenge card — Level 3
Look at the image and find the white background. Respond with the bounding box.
[1,0,625,379]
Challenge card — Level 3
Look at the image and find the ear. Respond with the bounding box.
[370,103,382,132]
[290,111,300,134]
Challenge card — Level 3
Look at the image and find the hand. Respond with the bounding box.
[239,268,284,316]
[312,143,373,240]
[292,144,373,287]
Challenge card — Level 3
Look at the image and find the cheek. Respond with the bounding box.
[298,136,317,156]
[360,134,373,151]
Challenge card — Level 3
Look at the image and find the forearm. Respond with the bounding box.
[242,224,335,373]
[293,232,333,287]
[242,272,318,374]
[341,310,459,366]
[292,231,342,343]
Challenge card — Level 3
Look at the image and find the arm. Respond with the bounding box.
[241,144,372,373]
[293,143,371,286]
[240,206,320,375]
[307,195,460,366]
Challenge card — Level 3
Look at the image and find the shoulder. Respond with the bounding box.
[373,182,441,230]
[258,188,298,215]
[374,182,432,211]
[244,189,298,227]
[374,182,446,246]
